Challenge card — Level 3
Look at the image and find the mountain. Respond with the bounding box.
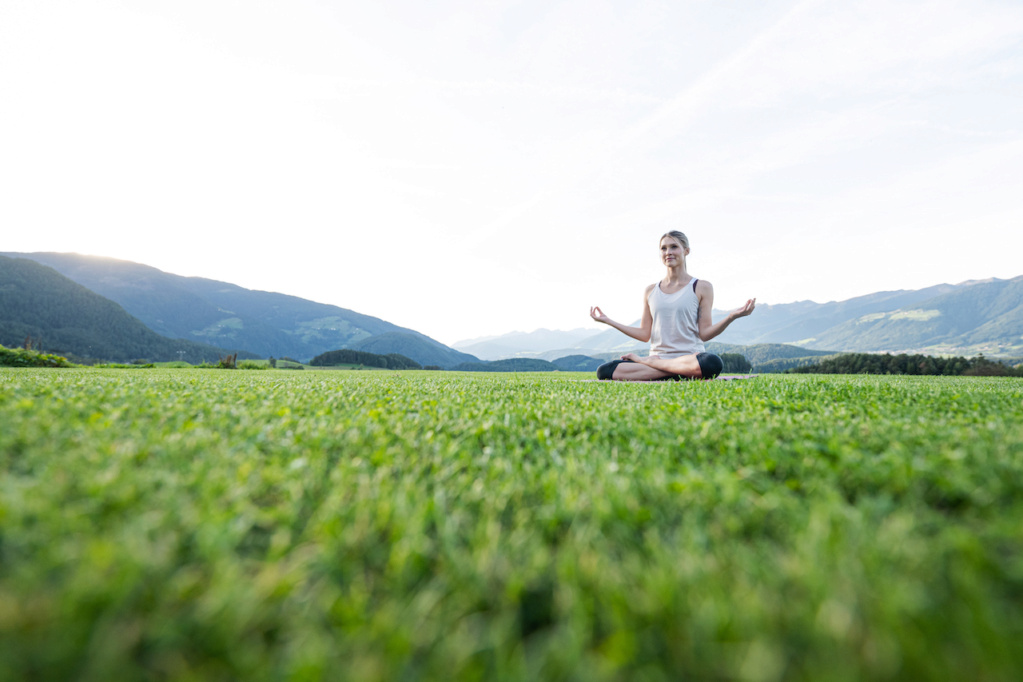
[806,276,1023,354]
[501,346,640,362]
[0,255,253,363]
[712,284,963,345]
[4,252,475,364]
[453,328,598,360]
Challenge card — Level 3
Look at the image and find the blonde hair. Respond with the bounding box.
[660,230,689,250]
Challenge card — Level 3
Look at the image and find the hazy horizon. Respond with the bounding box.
[8,247,1016,349]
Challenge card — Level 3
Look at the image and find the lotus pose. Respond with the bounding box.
[590,231,756,381]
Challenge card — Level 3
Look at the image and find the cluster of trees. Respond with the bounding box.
[788,353,1023,377]
[719,353,752,374]
[309,349,422,370]
[0,343,72,368]
[352,331,477,369]
[552,355,603,372]
[755,355,842,373]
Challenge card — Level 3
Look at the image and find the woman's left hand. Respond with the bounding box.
[730,298,756,319]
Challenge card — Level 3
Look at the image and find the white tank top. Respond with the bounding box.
[648,279,705,357]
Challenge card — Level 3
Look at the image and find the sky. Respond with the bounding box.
[2,0,1022,346]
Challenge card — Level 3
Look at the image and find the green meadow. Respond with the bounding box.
[1,368,1022,681]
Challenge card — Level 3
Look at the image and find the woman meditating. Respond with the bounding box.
[590,231,756,381]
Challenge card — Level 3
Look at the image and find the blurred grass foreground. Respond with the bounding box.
[1,368,1022,681]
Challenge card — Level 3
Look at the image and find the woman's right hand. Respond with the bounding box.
[590,306,610,324]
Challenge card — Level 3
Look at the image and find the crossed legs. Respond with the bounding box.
[598,353,705,381]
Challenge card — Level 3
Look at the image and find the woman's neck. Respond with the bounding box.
[663,263,689,283]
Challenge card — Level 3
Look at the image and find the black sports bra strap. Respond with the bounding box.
[692,278,699,293]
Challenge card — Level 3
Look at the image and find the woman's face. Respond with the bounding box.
[660,237,687,266]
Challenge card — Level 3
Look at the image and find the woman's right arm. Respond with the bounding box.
[589,285,654,343]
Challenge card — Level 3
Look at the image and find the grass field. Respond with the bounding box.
[1,368,1022,681]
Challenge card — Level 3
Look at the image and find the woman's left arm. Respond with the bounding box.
[696,280,756,342]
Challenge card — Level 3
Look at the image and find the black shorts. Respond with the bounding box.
[596,352,723,381]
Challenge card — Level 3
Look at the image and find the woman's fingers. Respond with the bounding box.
[734,298,756,317]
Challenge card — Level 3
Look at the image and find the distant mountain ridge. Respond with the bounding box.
[454,276,1023,359]
[453,328,597,358]
[4,252,478,367]
[712,284,963,346]
[0,255,253,363]
[805,276,1023,354]
[8,250,1018,364]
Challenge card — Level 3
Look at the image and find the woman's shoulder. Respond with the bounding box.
[694,277,713,302]
[644,282,658,297]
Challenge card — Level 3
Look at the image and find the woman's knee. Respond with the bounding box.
[696,352,723,379]
[597,359,623,380]
[597,359,617,382]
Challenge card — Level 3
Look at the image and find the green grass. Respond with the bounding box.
[1,369,1022,681]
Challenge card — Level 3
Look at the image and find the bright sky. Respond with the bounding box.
[2,1,1022,345]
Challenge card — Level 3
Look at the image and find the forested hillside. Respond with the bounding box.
[4,252,465,362]
[0,256,251,362]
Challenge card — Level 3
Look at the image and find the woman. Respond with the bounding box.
[590,231,755,381]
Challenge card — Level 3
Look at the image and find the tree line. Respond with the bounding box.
[0,343,72,367]
[787,353,1023,377]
